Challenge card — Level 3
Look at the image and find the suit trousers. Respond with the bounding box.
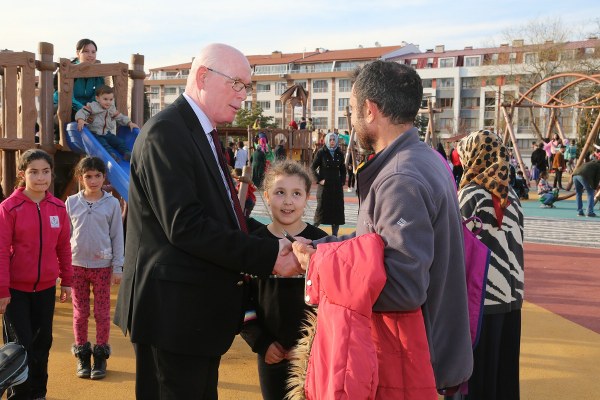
[133,342,221,400]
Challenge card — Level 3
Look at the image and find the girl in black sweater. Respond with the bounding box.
[241,160,327,400]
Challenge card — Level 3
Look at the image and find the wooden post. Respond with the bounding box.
[529,108,544,141]
[501,106,529,186]
[37,42,57,153]
[129,54,145,125]
[1,151,16,197]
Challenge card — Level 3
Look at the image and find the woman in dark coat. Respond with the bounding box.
[311,132,346,236]
[252,137,268,188]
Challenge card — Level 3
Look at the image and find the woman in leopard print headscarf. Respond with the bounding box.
[451,130,524,400]
[456,129,511,209]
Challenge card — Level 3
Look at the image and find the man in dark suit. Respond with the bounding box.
[114,43,301,399]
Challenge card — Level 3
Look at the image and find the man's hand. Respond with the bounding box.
[292,241,316,271]
[264,341,287,364]
[272,239,301,276]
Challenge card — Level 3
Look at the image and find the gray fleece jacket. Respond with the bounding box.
[75,101,131,136]
[65,190,124,272]
[316,127,473,390]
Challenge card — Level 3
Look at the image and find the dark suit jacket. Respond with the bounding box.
[114,95,278,356]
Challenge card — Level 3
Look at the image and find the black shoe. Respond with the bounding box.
[72,342,92,378]
[91,344,111,380]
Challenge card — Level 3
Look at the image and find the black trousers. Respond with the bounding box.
[448,309,521,400]
[134,342,221,400]
[257,355,290,400]
[3,286,56,400]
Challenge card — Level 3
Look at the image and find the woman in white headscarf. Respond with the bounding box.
[311,133,346,236]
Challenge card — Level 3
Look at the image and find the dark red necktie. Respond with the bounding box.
[209,130,248,233]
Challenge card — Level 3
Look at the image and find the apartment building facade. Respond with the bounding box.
[144,38,599,148]
[144,43,419,131]
[388,38,600,149]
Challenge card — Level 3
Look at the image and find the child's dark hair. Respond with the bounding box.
[16,149,54,188]
[95,85,113,97]
[263,160,314,194]
[76,38,97,52]
[75,156,106,177]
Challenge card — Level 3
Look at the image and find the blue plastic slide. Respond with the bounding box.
[66,122,139,202]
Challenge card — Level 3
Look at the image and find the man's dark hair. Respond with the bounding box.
[351,61,423,124]
[238,141,245,148]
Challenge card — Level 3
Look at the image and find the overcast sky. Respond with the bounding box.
[2,0,599,70]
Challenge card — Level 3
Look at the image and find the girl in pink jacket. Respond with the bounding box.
[0,149,73,399]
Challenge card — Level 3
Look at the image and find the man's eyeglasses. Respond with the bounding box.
[206,67,252,96]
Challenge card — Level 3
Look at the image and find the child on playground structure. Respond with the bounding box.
[241,160,327,400]
[0,149,73,399]
[65,156,124,380]
[538,170,559,208]
[75,85,138,161]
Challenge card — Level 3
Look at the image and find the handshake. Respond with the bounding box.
[272,237,317,277]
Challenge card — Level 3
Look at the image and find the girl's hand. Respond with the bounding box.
[264,341,287,364]
[59,287,71,303]
[0,297,11,314]
[112,273,122,285]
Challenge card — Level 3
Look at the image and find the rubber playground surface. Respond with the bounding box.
[32,189,600,399]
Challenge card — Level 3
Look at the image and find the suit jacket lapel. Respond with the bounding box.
[173,96,239,226]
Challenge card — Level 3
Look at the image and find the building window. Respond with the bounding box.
[484,96,496,110]
[410,59,418,68]
[524,53,537,64]
[312,99,328,111]
[296,81,308,90]
[439,58,454,68]
[461,97,480,108]
[461,77,479,89]
[438,118,454,131]
[437,78,454,88]
[150,104,160,117]
[164,87,177,95]
[274,118,283,127]
[244,101,252,110]
[257,83,271,93]
[422,79,433,88]
[509,52,517,64]
[490,53,499,64]
[313,80,328,93]
[426,58,434,68]
[275,100,282,113]
[150,86,159,99]
[560,50,575,60]
[257,101,271,110]
[439,98,454,108]
[313,117,328,130]
[464,56,481,67]
[338,117,348,130]
[339,79,351,92]
[275,82,287,95]
[338,98,349,111]
[462,118,478,130]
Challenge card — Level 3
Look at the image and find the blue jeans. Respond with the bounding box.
[573,174,595,215]
[92,132,129,157]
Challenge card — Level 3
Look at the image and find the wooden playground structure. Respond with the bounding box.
[0,42,145,199]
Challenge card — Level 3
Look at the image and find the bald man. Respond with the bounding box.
[114,43,301,399]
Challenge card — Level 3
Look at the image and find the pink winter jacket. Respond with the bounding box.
[304,233,437,400]
[304,233,386,399]
[0,188,73,297]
